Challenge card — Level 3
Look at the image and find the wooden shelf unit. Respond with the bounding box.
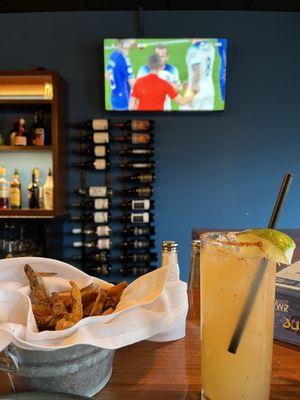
[0,70,68,218]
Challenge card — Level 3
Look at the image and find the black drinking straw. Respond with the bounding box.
[227,172,294,354]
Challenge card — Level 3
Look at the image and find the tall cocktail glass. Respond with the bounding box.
[200,232,276,400]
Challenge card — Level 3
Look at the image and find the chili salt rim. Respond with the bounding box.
[199,231,262,248]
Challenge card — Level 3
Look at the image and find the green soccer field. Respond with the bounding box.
[103,38,224,111]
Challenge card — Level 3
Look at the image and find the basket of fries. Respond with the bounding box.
[0,257,188,397]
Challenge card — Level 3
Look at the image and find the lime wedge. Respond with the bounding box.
[236,229,295,264]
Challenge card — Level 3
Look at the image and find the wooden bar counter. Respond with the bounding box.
[1,289,299,399]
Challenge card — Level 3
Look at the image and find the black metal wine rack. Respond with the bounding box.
[70,119,157,282]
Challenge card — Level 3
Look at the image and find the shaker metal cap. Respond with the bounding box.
[162,240,178,252]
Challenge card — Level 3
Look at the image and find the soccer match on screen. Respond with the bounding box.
[104,38,227,112]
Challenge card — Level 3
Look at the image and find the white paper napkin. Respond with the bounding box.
[0,257,188,351]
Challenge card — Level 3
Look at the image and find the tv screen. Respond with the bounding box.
[104,38,227,112]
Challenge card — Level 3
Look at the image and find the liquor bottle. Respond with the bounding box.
[72,159,109,170]
[31,110,46,146]
[71,251,110,263]
[114,120,154,132]
[28,168,40,209]
[72,131,109,144]
[115,132,154,145]
[188,240,201,290]
[71,198,110,210]
[72,145,109,157]
[118,253,158,263]
[117,239,155,250]
[74,186,113,197]
[119,266,152,276]
[118,199,155,211]
[121,225,155,237]
[119,162,155,170]
[0,164,9,209]
[119,173,155,184]
[10,120,18,145]
[71,211,109,223]
[72,119,110,131]
[9,168,22,209]
[119,147,155,156]
[161,241,178,268]
[72,225,111,237]
[43,169,53,210]
[120,186,153,198]
[73,238,111,250]
[116,212,154,224]
[14,118,27,146]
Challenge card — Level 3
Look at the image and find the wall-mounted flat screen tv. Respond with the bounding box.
[104,38,227,112]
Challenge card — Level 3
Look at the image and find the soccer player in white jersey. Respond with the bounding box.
[137,44,182,110]
[180,39,216,111]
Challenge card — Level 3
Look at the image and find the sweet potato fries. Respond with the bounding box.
[24,264,127,332]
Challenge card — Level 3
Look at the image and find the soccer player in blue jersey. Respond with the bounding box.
[106,39,136,110]
[217,38,227,103]
[137,44,182,110]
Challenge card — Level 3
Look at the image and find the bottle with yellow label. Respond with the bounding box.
[9,168,22,209]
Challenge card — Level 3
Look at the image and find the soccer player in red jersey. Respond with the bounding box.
[129,54,196,111]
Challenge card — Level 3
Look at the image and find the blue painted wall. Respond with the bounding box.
[0,11,300,281]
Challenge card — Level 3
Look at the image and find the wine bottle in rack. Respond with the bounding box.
[72,131,109,144]
[73,238,111,250]
[117,252,158,263]
[118,199,155,211]
[71,251,110,263]
[117,186,153,198]
[72,119,110,131]
[72,225,111,236]
[74,186,113,197]
[71,198,110,210]
[114,120,154,132]
[116,239,155,250]
[119,147,155,156]
[72,159,109,170]
[121,226,155,237]
[115,212,154,224]
[71,211,109,223]
[72,145,110,157]
[119,266,153,276]
[119,162,155,170]
[114,132,154,145]
[87,265,111,276]
[119,173,155,184]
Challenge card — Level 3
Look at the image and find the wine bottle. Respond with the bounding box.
[116,186,153,198]
[72,145,109,157]
[87,265,111,276]
[73,238,111,250]
[71,251,110,263]
[119,162,155,170]
[116,212,153,224]
[121,226,155,237]
[72,225,111,236]
[72,159,109,170]
[71,211,109,223]
[118,199,155,211]
[119,173,155,184]
[119,266,152,276]
[119,147,155,156]
[114,120,154,132]
[72,131,109,144]
[117,239,155,250]
[43,169,53,210]
[34,110,46,146]
[0,164,9,209]
[72,119,110,131]
[71,198,110,210]
[28,168,40,209]
[74,186,113,197]
[115,133,154,145]
[9,168,22,209]
[118,253,158,263]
